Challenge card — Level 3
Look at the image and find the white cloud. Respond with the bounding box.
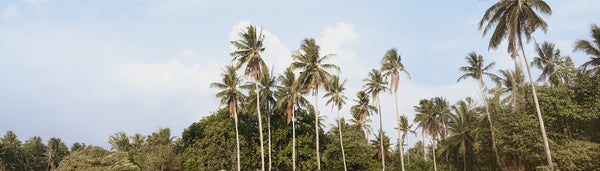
[229,21,292,74]
[317,22,364,79]
[177,50,195,58]
[2,4,18,20]
[110,57,222,96]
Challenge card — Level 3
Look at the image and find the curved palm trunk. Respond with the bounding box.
[394,91,406,171]
[337,108,348,171]
[519,39,553,171]
[293,110,296,171]
[268,113,272,171]
[235,109,241,171]
[479,78,503,170]
[315,91,321,171]
[256,83,265,171]
[432,138,437,171]
[378,96,385,171]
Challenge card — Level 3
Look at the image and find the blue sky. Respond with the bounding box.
[1,0,599,149]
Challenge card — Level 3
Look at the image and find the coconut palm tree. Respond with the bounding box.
[350,91,376,143]
[230,24,268,170]
[479,1,554,169]
[290,38,339,170]
[371,130,392,163]
[495,66,525,112]
[211,65,244,171]
[324,75,349,171]
[457,52,502,168]
[380,48,411,168]
[363,69,390,170]
[574,24,600,73]
[414,98,441,171]
[398,115,415,171]
[532,42,565,86]
[108,132,131,152]
[439,98,478,171]
[349,109,374,143]
[276,68,310,171]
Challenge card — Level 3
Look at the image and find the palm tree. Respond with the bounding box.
[276,68,310,171]
[363,69,390,170]
[457,52,502,168]
[439,98,478,171]
[380,48,411,169]
[371,130,392,163]
[495,66,525,112]
[398,115,415,171]
[211,65,244,171]
[230,25,267,170]
[414,99,441,171]
[479,1,554,169]
[290,38,339,170]
[109,132,131,152]
[349,107,374,143]
[574,24,600,73]
[324,75,349,171]
[532,42,564,86]
[47,138,68,171]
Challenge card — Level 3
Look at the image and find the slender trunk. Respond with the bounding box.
[433,138,437,171]
[479,78,503,170]
[315,91,321,171]
[422,134,426,160]
[293,109,296,171]
[395,91,405,171]
[463,138,466,171]
[235,108,241,171]
[519,38,553,171]
[407,147,410,164]
[256,83,265,171]
[512,58,519,112]
[338,108,348,171]
[378,96,385,171]
[268,112,272,171]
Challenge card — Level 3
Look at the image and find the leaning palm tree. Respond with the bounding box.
[363,69,390,170]
[350,91,377,143]
[230,25,267,170]
[290,38,339,170]
[414,99,441,171]
[211,65,244,171]
[574,24,600,73]
[276,67,309,171]
[457,52,501,168]
[479,1,554,169]
[324,75,349,171]
[532,42,564,87]
[380,48,411,169]
[398,115,415,171]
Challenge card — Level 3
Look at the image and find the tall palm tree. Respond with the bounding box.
[414,99,441,171]
[349,107,374,143]
[350,91,376,143]
[439,98,478,171]
[479,1,554,169]
[371,130,392,163]
[457,52,502,168]
[324,75,349,171]
[495,66,525,112]
[211,65,244,171]
[574,24,600,73]
[380,48,411,169]
[290,38,339,170]
[398,115,415,171]
[276,68,309,171]
[532,42,564,86]
[230,25,267,170]
[363,69,390,170]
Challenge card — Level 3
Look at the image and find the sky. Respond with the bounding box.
[1,0,599,150]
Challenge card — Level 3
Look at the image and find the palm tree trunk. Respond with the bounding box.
[395,91,406,171]
[268,112,272,171]
[479,78,503,170]
[337,108,348,171]
[422,134,426,160]
[378,96,385,171]
[519,38,553,171]
[315,91,321,171]
[463,138,466,171]
[235,108,241,171]
[292,109,296,171]
[256,83,265,171]
[432,138,437,171]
